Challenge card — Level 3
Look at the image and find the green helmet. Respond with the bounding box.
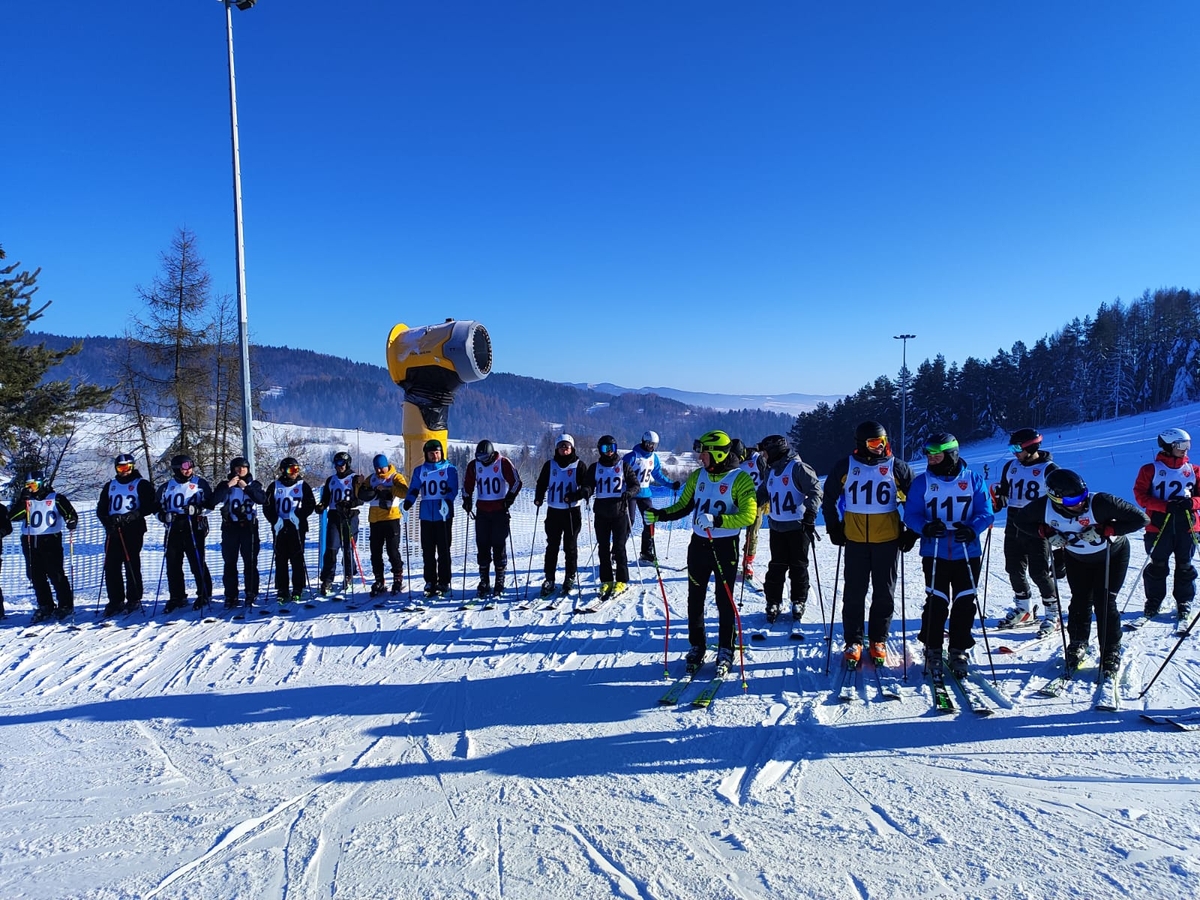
[694,430,733,466]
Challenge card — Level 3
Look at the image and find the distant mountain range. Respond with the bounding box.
[566,383,842,417]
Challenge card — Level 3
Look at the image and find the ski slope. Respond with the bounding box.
[3,407,1200,899]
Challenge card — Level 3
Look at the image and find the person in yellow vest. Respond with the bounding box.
[358,453,410,598]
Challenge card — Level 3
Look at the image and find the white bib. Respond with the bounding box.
[107,479,143,516]
[24,496,62,536]
[693,469,741,538]
[921,474,974,527]
[1045,497,1108,556]
[766,464,805,523]
[1002,459,1050,510]
[419,465,453,501]
[162,480,201,515]
[592,462,625,500]
[546,460,581,509]
[627,453,656,489]
[842,456,898,514]
[1149,462,1196,504]
[224,485,257,524]
[327,473,356,506]
[273,481,305,519]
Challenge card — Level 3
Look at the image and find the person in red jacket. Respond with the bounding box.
[1133,427,1200,627]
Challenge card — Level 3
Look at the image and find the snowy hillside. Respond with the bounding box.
[3,406,1200,899]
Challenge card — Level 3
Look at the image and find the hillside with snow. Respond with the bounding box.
[2,406,1200,899]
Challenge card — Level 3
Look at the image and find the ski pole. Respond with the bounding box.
[650,524,671,677]
[824,544,843,676]
[665,489,677,559]
[524,504,541,600]
[350,531,368,588]
[1140,604,1200,698]
[318,509,327,587]
[507,526,519,601]
[1097,541,1111,685]
[963,547,998,686]
[899,545,908,682]
[95,533,110,617]
[151,537,167,616]
[461,511,473,597]
[1050,547,1070,660]
[809,530,826,635]
[1122,513,1168,613]
[403,514,413,599]
[706,528,747,691]
[980,526,993,616]
[186,515,212,611]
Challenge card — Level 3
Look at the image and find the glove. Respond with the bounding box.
[826,520,845,546]
[66,518,78,532]
[1047,532,1067,550]
[337,501,353,516]
[462,497,473,514]
[922,520,947,538]
[377,493,394,509]
[1079,526,1103,544]
[989,483,1007,512]
[898,528,919,552]
[1169,497,1193,514]
[801,512,818,540]
[695,512,715,530]
[534,497,543,508]
[672,481,682,491]
[186,504,197,517]
[645,509,659,525]
[504,495,515,510]
[953,523,976,544]
[402,499,414,511]
[315,502,327,515]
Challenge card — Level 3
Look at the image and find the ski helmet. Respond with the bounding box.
[1047,468,1089,514]
[475,440,494,463]
[694,430,732,467]
[171,454,194,481]
[923,432,960,475]
[759,434,791,464]
[855,421,889,456]
[279,457,301,478]
[333,451,352,470]
[729,438,747,464]
[114,453,136,474]
[641,430,659,452]
[555,433,575,451]
[1008,427,1042,454]
[229,456,250,473]
[597,434,618,457]
[373,453,390,470]
[1158,427,1192,455]
[423,439,443,459]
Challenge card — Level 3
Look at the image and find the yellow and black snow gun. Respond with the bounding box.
[385,319,492,479]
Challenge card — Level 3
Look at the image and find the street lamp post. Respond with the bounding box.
[893,334,916,461]
[224,0,257,469]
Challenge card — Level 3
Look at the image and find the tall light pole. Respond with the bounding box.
[893,334,916,461]
[224,0,257,469]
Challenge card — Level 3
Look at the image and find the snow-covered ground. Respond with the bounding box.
[3,406,1200,899]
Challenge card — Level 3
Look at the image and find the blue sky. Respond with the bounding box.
[6,3,1198,397]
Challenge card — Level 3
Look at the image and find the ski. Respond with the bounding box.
[1094,676,1121,712]
[658,670,698,705]
[1141,712,1200,731]
[945,663,994,716]
[691,676,725,708]
[1124,614,1152,631]
[869,660,903,701]
[837,662,860,703]
[927,665,955,713]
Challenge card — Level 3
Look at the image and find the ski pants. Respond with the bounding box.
[369,519,403,586]
[474,511,509,581]
[594,506,630,584]
[320,513,359,584]
[104,524,145,608]
[22,533,73,612]
[421,518,454,590]
[842,540,900,646]
[543,506,581,581]
[628,496,656,558]
[1066,540,1129,657]
[918,555,982,653]
[763,526,811,609]
[1142,516,1197,614]
[273,523,307,598]
[221,523,260,603]
[686,533,739,652]
[166,520,211,603]
[1004,523,1054,600]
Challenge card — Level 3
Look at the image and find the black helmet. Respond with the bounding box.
[923,432,960,475]
[855,421,889,457]
[171,454,195,481]
[597,434,618,457]
[114,453,136,473]
[729,438,747,464]
[759,434,791,465]
[333,451,351,469]
[1046,468,1089,515]
[1008,427,1042,454]
[475,440,494,462]
[229,456,249,472]
[423,439,443,458]
[279,457,301,478]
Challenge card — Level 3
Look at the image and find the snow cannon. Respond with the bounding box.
[386,319,492,479]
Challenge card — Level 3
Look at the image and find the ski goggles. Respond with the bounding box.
[284,465,301,477]
[1009,439,1039,454]
[556,441,573,452]
[923,438,958,456]
[1172,440,1192,453]
[178,461,194,475]
[115,461,134,475]
[864,437,887,452]
[474,452,491,463]
[1049,486,1089,508]
[598,442,617,455]
[25,479,41,491]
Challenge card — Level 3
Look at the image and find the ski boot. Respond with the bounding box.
[924,647,943,675]
[422,585,438,600]
[124,601,143,615]
[103,602,124,619]
[31,606,56,624]
[163,598,187,614]
[476,580,492,599]
[611,581,628,597]
[540,579,556,599]
[1038,603,1061,639]
[843,643,862,668]
[191,598,207,611]
[561,576,576,594]
[1101,647,1121,679]
[947,648,969,678]
[436,584,453,599]
[390,579,404,596]
[638,552,657,566]
[491,570,506,599]
[765,602,781,624]
[224,598,241,611]
[791,601,805,622]
[1178,604,1193,631]
[997,593,1038,629]
[684,644,706,674]
[714,647,735,679]
[869,641,888,667]
[319,580,333,597]
[369,581,387,598]
[1065,640,1088,672]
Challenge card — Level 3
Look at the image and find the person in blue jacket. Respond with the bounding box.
[902,432,995,678]
[623,430,679,564]
[403,439,460,599]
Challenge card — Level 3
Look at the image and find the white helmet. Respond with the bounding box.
[555,433,575,448]
[1159,427,1192,454]
[642,430,659,450]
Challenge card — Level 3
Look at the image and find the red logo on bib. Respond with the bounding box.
[1080,517,1091,527]
[879,467,888,475]
[782,476,789,486]
[1032,468,1041,476]
[958,482,968,490]
[719,484,728,495]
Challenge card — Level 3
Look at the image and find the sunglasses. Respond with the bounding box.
[864,437,887,451]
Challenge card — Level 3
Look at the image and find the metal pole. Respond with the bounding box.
[225,0,255,470]
[894,334,915,461]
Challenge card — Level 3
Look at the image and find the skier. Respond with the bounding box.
[402,439,459,599]
[263,457,317,605]
[212,456,266,609]
[316,451,364,596]
[14,471,79,622]
[735,439,768,580]
[461,440,522,599]
[577,435,639,600]
[622,431,679,564]
[357,453,410,598]
[992,427,1060,635]
[1009,468,1148,677]
[756,435,823,624]
[822,421,918,667]
[902,433,995,678]
[1132,427,1199,628]
[0,498,10,618]
[156,455,215,614]
[645,430,758,678]
[533,434,584,597]
[95,453,159,616]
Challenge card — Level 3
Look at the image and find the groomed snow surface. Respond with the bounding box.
[4,406,1200,899]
